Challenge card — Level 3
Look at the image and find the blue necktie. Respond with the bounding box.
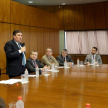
[18,43,25,66]
[93,55,94,59]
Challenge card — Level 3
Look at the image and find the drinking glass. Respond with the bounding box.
[80,61,83,65]
[9,102,16,108]
[21,74,25,82]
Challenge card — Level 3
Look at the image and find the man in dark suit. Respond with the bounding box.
[26,50,50,74]
[84,47,102,65]
[4,30,26,78]
[56,49,74,66]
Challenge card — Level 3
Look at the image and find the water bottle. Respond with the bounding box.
[77,58,79,66]
[72,62,74,66]
[25,69,28,81]
[36,65,39,77]
[86,103,90,108]
[51,62,55,72]
[64,60,67,68]
[16,96,24,108]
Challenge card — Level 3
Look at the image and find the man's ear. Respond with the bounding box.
[13,35,15,39]
[30,54,32,58]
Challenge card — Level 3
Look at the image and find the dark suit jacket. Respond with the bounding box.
[56,54,74,66]
[26,58,44,74]
[4,39,25,76]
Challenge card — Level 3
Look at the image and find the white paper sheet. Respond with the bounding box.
[21,81,29,84]
[0,79,22,84]
[47,70,52,71]
[57,67,64,68]
[64,67,70,68]
[44,74,50,76]
[28,75,36,77]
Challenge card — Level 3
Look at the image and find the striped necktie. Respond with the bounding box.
[18,43,25,66]
[33,60,37,67]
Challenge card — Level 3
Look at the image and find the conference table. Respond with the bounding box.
[0,64,108,108]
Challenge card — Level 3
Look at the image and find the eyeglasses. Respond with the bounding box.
[46,51,52,52]
[62,52,67,54]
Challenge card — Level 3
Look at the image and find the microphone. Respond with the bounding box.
[22,43,25,47]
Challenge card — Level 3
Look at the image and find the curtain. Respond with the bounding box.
[66,30,108,54]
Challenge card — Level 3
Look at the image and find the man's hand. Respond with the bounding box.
[86,62,90,65]
[95,62,98,65]
[44,65,50,69]
[68,62,72,66]
[20,47,26,52]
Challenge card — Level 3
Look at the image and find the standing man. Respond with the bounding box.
[84,47,102,65]
[26,50,50,74]
[56,49,74,66]
[4,30,26,78]
[41,47,59,68]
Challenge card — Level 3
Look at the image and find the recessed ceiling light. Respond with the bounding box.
[61,3,66,5]
[28,1,33,3]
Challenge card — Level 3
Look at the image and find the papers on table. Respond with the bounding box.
[47,70,52,71]
[64,67,70,68]
[55,70,59,72]
[0,79,30,85]
[0,79,22,84]
[88,64,100,66]
[21,81,29,84]
[47,70,59,72]
[88,64,94,65]
[95,65,100,66]
[57,67,64,68]
[44,74,50,76]
[80,65,84,66]
[28,75,36,77]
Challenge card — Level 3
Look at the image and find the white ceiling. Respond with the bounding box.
[12,0,108,6]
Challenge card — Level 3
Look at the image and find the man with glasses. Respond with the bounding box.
[84,47,102,65]
[56,49,74,66]
[41,47,59,68]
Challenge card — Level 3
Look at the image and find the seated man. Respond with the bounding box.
[41,47,59,68]
[84,47,102,65]
[26,50,50,74]
[0,97,6,108]
[56,49,74,66]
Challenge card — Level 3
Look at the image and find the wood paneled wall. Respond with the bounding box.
[0,0,10,23]
[63,2,108,30]
[35,1,108,30]
[0,0,59,71]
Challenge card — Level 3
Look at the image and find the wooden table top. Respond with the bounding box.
[0,65,108,108]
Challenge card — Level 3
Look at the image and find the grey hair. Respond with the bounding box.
[31,50,38,55]
[62,49,68,53]
[46,47,53,52]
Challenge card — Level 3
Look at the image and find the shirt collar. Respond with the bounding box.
[93,54,96,56]
[14,40,19,46]
[46,55,51,59]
